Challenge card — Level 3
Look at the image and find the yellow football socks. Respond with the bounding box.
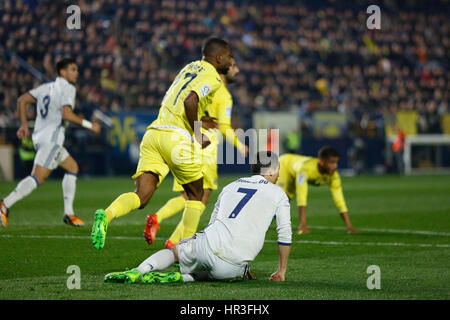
[156,196,186,224]
[168,200,205,244]
[105,192,141,223]
[181,200,206,239]
[168,220,184,245]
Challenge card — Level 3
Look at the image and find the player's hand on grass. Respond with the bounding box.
[91,122,101,134]
[347,228,360,234]
[297,227,310,235]
[200,116,218,130]
[269,271,285,282]
[17,125,30,139]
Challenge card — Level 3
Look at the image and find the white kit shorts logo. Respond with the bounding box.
[199,84,211,98]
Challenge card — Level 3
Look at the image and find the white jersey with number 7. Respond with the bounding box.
[204,175,292,266]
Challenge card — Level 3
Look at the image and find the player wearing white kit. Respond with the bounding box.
[0,58,101,228]
[104,151,292,284]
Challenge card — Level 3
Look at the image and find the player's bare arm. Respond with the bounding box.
[184,91,210,148]
[297,206,310,234]
[62,105,101,134]
[340,212,360,234]
[269,244,291,281]
[16,92,36,139]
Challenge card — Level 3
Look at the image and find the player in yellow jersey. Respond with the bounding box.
[277,146,359,235]
[91,38,234,250]
[143,58,248,248]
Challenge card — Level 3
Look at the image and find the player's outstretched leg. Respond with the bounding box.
[104,268,142,284]
[91,209,108,249]
[93,173,157,249]
[91,191,141,249]
[1,175,40,228]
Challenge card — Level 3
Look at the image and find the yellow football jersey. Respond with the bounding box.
[172,83,244,192]
[278,153,348,213]
[206,84,245,153]
[149,60,223,135]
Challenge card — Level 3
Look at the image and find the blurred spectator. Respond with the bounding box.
[0,0,448,137]
[392,125,406,174]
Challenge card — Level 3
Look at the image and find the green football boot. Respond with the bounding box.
[104,268,142,284]
[91,209,108,250]
[141,272,183,284]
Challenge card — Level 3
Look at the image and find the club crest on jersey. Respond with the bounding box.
[199,84,211,97]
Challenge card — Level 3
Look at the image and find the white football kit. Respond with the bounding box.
[178,175,292,280]
[28,77,76,170]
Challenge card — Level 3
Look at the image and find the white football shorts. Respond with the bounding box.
[178,231,249,281]
[34,143,70,170]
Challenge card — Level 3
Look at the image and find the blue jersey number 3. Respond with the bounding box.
[228,188,257,219]
[40,95,50,118]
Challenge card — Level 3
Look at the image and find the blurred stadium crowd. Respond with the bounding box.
[0,0,448,137]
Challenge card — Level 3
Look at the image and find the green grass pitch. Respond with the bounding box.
[0,174,449,300]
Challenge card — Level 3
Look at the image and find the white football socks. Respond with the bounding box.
[137,249,175,274]
[181,274,195,282]
[3,175,39,209]
[62,173,77,216]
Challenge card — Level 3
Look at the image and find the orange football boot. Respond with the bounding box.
[63,214,85,227]
[144,214,160,245]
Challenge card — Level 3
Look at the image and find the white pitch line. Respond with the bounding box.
[0,234,449,248]
[9,222,450,237]
[308,226,450,237]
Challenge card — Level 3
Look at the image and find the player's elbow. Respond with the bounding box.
[18,93,34,106]
[61,106,72,121]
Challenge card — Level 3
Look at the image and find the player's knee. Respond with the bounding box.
[71,161,79,174]
[134,172,158,208]
[187,189,203,201]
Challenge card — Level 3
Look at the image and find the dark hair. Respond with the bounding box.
[202,37,229,57]
[56,58,76,75]
[250,151,279,175]
[318,146,339,159]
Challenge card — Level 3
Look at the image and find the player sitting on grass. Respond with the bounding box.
[277,147,359,235]
[104,151,292,284]
[144,57,248,249]
[0,58,101,228]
